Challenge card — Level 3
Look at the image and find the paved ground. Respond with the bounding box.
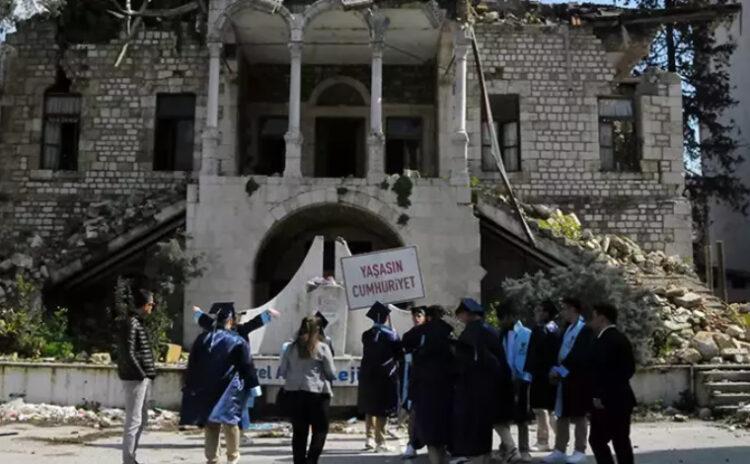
[1,420,749,463]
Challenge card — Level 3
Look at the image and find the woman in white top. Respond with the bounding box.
[279,316,336,464]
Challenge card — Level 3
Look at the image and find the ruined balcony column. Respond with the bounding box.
[450,26,471,189]
[201,41,222,175]
[284,33,303,178]
[366,15,389,181]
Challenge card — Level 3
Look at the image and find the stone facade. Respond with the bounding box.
[0,22,207,239]
[0,1,694,346]
[468,24,691,257]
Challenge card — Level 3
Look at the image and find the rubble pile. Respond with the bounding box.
[481,191,750,365]
[471,0,626,26]
[0,398,178,429]
[0,186,185,303]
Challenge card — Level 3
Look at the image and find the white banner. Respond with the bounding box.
[340,246,425,309]
[253,356,361,386]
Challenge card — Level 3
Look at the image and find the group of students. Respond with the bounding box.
[355,297,637,464]
[117,289,636,464]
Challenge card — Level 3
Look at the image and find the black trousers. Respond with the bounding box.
[289,391,331,464]
[589,408,634,464]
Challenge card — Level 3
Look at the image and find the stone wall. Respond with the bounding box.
[470,24,692,258]
[0,22,207,240]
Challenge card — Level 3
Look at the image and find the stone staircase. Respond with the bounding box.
[697,366,750,414]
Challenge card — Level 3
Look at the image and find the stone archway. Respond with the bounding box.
[253,203,403,305]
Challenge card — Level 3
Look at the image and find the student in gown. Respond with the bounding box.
[543,297,594,464]
[527,300,561,452]
[401,306,427,459]
[192,303,280,444]
[450,298,512,464]
[405,305,456,464]
[494,302,534,463]
[357,301,402,453]
[180,303,260,464]
[588,303,636,464]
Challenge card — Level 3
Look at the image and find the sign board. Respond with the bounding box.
[253,356,361,387]
[340,246,425,309]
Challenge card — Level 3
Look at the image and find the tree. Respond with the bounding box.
[632,1,747,215]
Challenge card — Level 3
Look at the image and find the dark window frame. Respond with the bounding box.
[256,115,288,176]
[153,93,196,172]
[481,94,521,172]
[40,92,82,171]
[385,116,424,175]
[598,96,639,172]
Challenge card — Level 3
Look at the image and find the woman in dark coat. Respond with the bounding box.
[450,298,512,462]
[358,302,402,452]
[180,303,259,464]
[411,305,456,464]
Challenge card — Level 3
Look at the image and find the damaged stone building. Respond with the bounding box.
[0,0,701,346]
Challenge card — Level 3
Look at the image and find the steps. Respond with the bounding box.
[698,368,750,414]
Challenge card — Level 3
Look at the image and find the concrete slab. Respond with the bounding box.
[0,420,749,464]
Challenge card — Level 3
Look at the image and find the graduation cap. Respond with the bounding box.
[366,301,391,324]
[209,302,236,322]
[455,298,484,315]
[315,311,329,329]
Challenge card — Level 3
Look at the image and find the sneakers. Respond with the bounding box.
[566,451,587,463]
[363,438,375,450]
[542,450,568,464]
[402,443,417,459]
[505,448,523,463]
[520,451,533,463]
[531,442,552,452]
[240,433,253,446]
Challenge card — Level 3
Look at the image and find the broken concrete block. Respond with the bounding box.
[714,333,739,351]
[0,259,12,272]
[691,331,720,360]
[665,286,685,298]
[672,292,702,309]
[676,347,702,364]
[10,253,33,269]
[726,325,745,340]
[90,353,111,364]
[29,235,43,248]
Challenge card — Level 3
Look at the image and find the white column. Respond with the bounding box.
[284,39,303,177]
[366,40,386,180]
[201,41,222,175]
[450,27,471,189]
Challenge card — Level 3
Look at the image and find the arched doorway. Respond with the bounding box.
[253,203,402,305]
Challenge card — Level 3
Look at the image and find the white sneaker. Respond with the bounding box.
[566,451,587,463]
[240,433,253,446]
[520,451,533,462]
[542,450,568,463]
[402,443,417,459]
[531,442,551,452]
[364,438,375,450]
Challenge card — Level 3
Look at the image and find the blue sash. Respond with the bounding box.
[512,321,532,382]
[554,317,585,416]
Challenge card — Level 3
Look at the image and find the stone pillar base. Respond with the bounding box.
[200,129,220,175]
[284,131,303,178]
[367,132,385,181]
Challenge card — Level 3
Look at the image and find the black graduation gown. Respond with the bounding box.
[411,319,456,447]
[401,323,426,406]
[528,324,561,411]
[450,320,512,457]
[357,325,402,416]
[557,324,594,418]
[590,327,636,413]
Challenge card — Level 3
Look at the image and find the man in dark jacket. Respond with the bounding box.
[543,297,594,464]
[450,298,512,464]
[181,302,259,464]
[401,305,427,459]
[117,288,156,464]
[528,300,560,452]
[588,303,636,464]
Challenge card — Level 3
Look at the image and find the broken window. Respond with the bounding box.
[41,94,81,171]
[482,95,520,172]
[256,116,288,175]
[599,97,639,172]
[154,94,196,171]
[385,117,423,175]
